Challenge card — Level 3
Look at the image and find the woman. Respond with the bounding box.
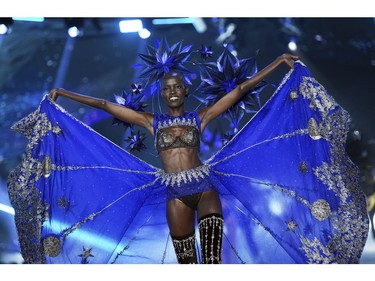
[48,53,298,263]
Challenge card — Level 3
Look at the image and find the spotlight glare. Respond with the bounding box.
[68,26,80,38]
[0,24,8,35]
[192,18,207,33]
[138,28,151,39]
[0,203,15,215]
[315,34,323,41]
[353,130,361,140]
[288,41,297,51]
[152,18,194,25]
[119,19,143,33]
[152,17,206,34]
[12,17,44,22]
[269,199,283,216]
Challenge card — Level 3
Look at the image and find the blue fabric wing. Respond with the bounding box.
[8,61,369,264]
[206,61,369,263]
[7,96,177,264]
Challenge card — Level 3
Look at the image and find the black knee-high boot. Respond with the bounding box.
[198,213,224,264]
[171,231,198,264]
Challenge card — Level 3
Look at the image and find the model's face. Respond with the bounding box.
[161,74,187,108]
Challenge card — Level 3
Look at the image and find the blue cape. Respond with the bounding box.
[8,61,369,264]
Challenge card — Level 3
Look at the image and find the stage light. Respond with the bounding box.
[315,34,323,42]
[152,18,194,25]
[119,19,143,33]
[353,130,361,141]
[152,17,206,33]
[68,26,80,38]
[12,17,44,22]
[0,24,8,35]
[215,22,236,44]
[138,28,151,39]
[0,18,13,35]
[288,39,297,51]
[192,18,206,33]
[0,203,15,215]
[65,18,84,38]
[269,199,283,216]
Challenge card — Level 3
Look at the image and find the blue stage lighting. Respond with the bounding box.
[0,203,15,215]
[152,18,194,25]
[138,28,151,39]
[65,18,84,38]
[0,24,8,35]
[12,17,44,22]
[68,26,80,38]
[288,39,297,51]
[0,18,13,35]
[119,19,143,33]
[152,17,206,33]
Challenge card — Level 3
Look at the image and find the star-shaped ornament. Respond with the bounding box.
[286,219,298,233]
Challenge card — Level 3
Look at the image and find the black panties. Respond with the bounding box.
[177,192,202,210]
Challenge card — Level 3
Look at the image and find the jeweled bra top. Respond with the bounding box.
[153,112,201,153]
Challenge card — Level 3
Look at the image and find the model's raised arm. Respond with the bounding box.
[49,88,154,134]
[199,53,298,131]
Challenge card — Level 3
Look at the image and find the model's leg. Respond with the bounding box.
[197,190,224,264]
[167,199,198,264]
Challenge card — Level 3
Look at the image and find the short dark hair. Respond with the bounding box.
[160,71,186,87]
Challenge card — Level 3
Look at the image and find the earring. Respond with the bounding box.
[185,89,189,97]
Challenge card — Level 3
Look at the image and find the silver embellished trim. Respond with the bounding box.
[295,60,307,67]
[286,219,298,232]
[208,128,308,166]
[298,75,369,263]
[154,115,200,150]
[7,105,63,263]
[8,99,160,263]
[42,156,52,178]
[289,90,299,100]
[308,117,322,140]
[156,115,198,132]
[273,67,294,95]
[299,76,338,118]
[311,199,331,221]
[172,234,197,262]
[198,215,223,264]
[300,237,335,263]
[156,165,210,187]
[42,235,62,257]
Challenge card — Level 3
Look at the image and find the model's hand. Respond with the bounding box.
[49,88,61,102]
[278,53,299,68]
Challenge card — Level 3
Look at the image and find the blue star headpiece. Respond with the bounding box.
[112,86,148,129]
[195,46,269,131]
[133,37,194,93]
